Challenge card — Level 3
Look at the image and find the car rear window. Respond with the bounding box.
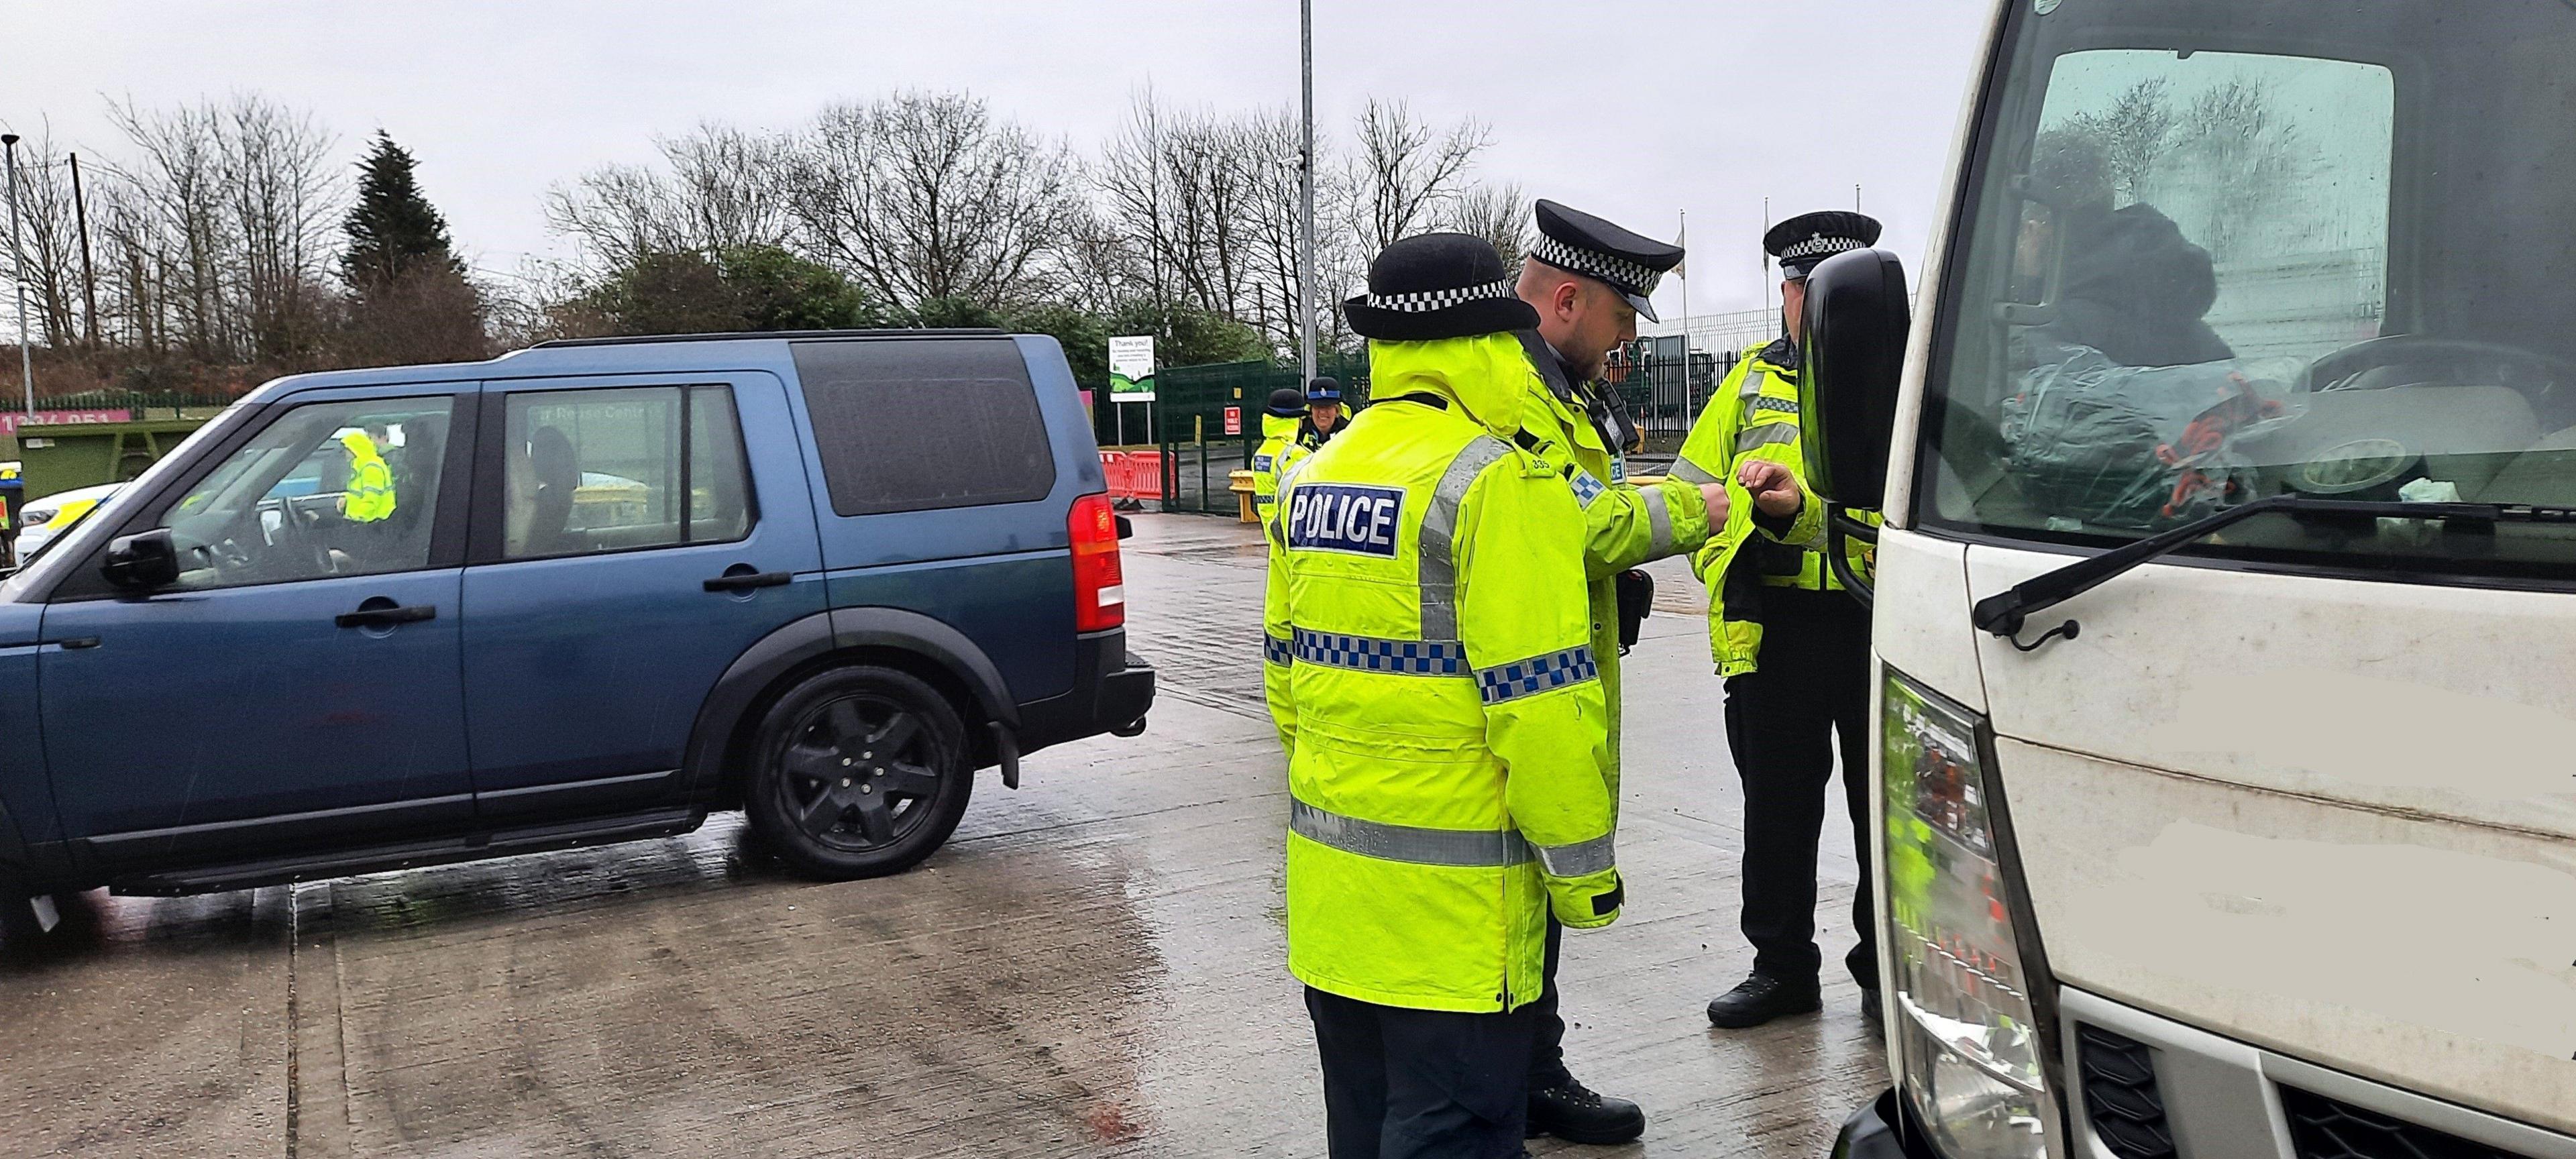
[792,338,1057,516]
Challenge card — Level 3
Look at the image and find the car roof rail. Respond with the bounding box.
[529,328,1010,350]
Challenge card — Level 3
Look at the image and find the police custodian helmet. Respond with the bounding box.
[1343,233,1540,341]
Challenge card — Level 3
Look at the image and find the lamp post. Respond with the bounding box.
[1298,0,1318,390]
[1,133,30,417]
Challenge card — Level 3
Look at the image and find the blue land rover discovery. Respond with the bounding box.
[0,329,1152,918]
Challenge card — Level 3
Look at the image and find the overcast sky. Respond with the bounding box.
[4,1,1991,317]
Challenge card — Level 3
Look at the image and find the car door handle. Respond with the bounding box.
[704,569,792,592]
[335,603,437,628]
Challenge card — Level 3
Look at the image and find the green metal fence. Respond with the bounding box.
[1151,353,1368,516]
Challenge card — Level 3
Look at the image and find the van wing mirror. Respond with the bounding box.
[102,529,180,590]
[1799,248,1912,512]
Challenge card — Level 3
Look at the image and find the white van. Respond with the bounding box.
[1814,2,2576,1157]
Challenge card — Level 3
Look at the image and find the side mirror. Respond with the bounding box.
[1799,248,1912,512]
[102,529,180,590]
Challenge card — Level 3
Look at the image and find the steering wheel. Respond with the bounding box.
[2300,335,2576,397]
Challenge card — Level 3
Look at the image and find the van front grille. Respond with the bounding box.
[2282,1087,2524,1159]
[2077,1024,2177,1159]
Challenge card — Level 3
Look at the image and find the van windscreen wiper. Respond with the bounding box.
[1971,495,2576,652]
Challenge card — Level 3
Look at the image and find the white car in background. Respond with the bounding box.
[15,482,125,563]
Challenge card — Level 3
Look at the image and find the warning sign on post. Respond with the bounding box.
[1223,406,1241,435]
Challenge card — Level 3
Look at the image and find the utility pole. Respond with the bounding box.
[1761,195,1773,335]
[2,134,32,416]
[71,152,97,349]
[1298,0,1318,390]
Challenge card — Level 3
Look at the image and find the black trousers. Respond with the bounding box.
[1526,918,1569,1089]
[1306,987,1536,1159]
[1723,587,1878,989]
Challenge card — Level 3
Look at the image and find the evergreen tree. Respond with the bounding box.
[341,131,463,292]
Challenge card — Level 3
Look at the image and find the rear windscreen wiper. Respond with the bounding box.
[1971,495,2576,651]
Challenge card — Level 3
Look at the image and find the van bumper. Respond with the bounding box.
[1014,628,1155,755]
[1833,1090,1935,1159]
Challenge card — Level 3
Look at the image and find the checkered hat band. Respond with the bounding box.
[1780,235,1864,261]
[1360,276,1520,315]
[1531,236,1661,298]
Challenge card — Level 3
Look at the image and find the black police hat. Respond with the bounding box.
[1766,211,1884,280]
[1343,233,1540,342]
[1266,387,1307,417]
[1308,376,1342,402]
[1528,199,1685,322]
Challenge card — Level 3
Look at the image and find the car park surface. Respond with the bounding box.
[0,514,1881,1158]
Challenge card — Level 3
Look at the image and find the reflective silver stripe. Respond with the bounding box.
[1290,799,1533,868]
[1474,644,1601,705]
[1417,435,1514,641]
[1291,627,1470,676]
[1668,457,1720,486]
[1739,368,1771,399]
[1530,833,1616,878]
[1642,486,1674,557]
[1737,423,1799,453]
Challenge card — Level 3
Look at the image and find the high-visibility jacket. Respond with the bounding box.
[1674,338,1860,677]
[1263,331,1623,1013]
[341,431,396,524]
[1512,331,1713,801]
[1251,412,1309,518]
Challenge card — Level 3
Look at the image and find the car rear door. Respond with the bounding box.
[459,372,824,816]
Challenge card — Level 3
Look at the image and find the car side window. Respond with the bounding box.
[156,397,455,590]
[501,384,752,560]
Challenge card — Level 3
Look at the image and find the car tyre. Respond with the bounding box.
[743,665,973,880]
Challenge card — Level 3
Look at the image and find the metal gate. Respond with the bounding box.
[1152,354,1369,516]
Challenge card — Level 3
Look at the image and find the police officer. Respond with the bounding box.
[1676,210,1884,1030]
[1508,199,1768,1146]
[1267,232,1623,1158]
[341,428,396,524]
[1302,376,1348,447]
[1253,386,1311,520]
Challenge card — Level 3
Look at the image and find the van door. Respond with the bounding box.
[40,391,477,868]
[459,374,824,815]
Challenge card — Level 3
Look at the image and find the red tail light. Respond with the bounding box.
[1069,492,1126,632]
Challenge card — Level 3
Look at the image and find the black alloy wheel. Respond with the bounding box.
[745,666,973,880]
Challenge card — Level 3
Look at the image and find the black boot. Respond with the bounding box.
[1705,971,1823,1028]
[1525,1076,1646,1145]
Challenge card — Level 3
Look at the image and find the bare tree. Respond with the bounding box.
[545,124,797,272]
[221,96,341,362]
[1348,99,1487,254]
[1444,181,1529,268]
[108,98,233,360]
[790,91,1079,311]
[2,129,90,347]
[2174,80,2309,260]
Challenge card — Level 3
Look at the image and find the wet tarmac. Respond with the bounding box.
[0,513,1884,1157]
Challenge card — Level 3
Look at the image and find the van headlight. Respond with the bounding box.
[1882,668,2057,1158]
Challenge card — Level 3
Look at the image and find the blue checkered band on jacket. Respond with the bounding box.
[1291,628,1470,675]
[1530,236,1661,298]
[1475,645,1601,705]
[1265,634,1295,667]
